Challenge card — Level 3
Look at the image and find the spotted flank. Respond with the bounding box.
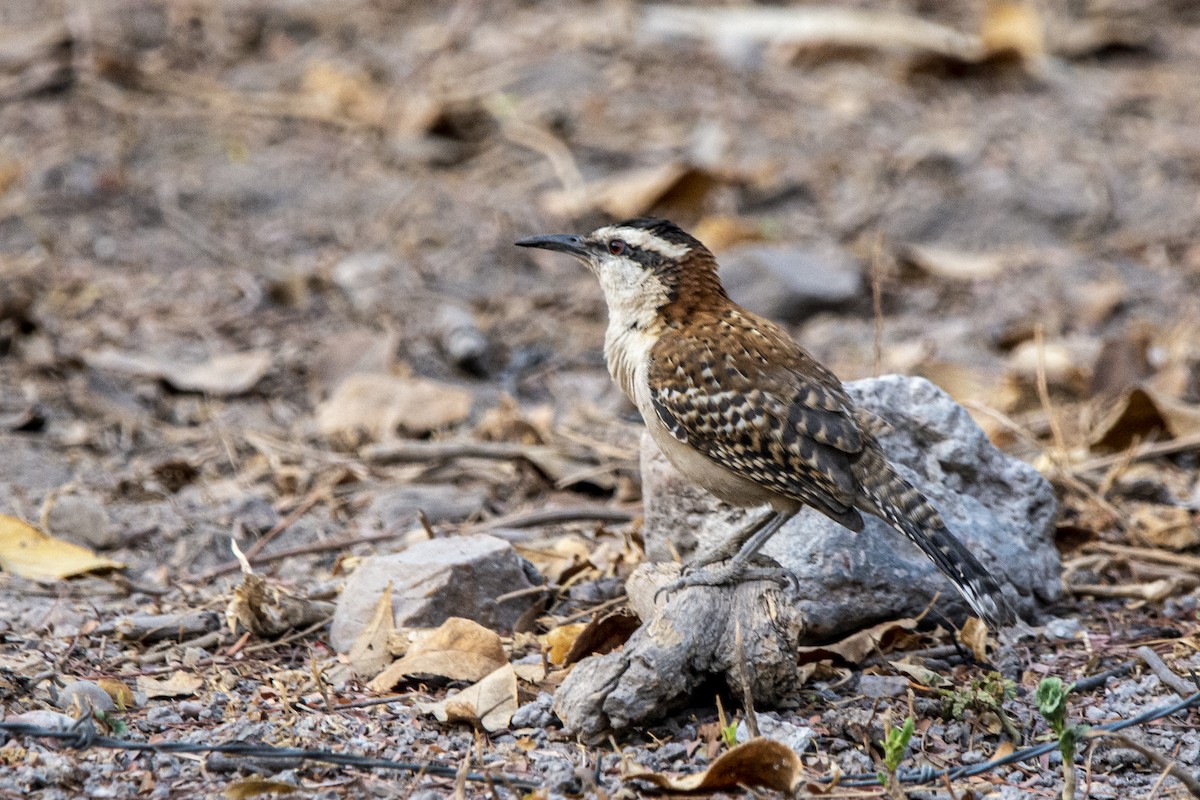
[646,305,1016,628]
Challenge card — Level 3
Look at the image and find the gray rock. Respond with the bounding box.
[511,692,554,729]
[329,533,541,652]
[720,243,862,324]
[367,484,488,530]
[58,681,116,714]
[735,712,814,755]
[641,375,1060,638]
[46,494,117,550]
[858,674,910,699]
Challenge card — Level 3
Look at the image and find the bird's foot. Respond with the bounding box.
[654,557,797,603]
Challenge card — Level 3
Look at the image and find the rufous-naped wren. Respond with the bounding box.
[518,218,1017,627]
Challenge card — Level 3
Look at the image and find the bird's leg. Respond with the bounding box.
[685,508,777,571]
[659,509,799,598]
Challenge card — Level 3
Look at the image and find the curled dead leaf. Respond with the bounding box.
[957,617,990,662]
[1130,506,1200,552]
[1091,386,1200,452]
[540,162,720,220]
[137,670,203,699]
[368,617,507,691]
[347,584,395,678]
[417,663,518,732]
[315,372,472,444]
[794,618,919,665]
[625,737,800,793]
[84,348,271,396]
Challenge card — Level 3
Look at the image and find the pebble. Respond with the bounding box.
[58,680,115,714]
[46,494,118,550]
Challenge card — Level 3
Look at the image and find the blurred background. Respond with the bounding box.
[2,0,1200,654]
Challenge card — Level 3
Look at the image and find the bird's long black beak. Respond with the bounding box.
[514,233,588,257]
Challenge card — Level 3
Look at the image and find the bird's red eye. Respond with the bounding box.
[608,239,626,256]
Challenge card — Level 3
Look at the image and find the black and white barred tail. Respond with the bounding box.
[853,448,1017,628]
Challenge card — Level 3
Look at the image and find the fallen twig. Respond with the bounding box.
[1135,646,1196,698]
[1090,731,1200,798]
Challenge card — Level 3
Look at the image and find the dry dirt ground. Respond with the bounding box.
[1,0,1200,798]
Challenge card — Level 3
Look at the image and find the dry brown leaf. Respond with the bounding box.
[1091,386,1200,451]
[957,617,990,662]
[417,663,518,732]
[97,678,134,710]
[226,573,334,639]
[545,623,588,666]
[1007,338,1093,392]
[795,618,919,665]
[137,670,203,699]
[84,348,272,396]
[691,216,765,252]
[347,584,394,678]
[903,243,1009,281]
[625,737,800,792]
[540,162,719,220]
[561,610,641,666]
[1130,507,1200,552]
[315,372,472,443]
[0,514,124,580]
[980,2,1045,61]
[518,536,592,585]
[642,5,984,62]
[888,659,951,688]
[222,777,301,799]
[368,617,507,691]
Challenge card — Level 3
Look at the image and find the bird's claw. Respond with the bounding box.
[654,560,798,604]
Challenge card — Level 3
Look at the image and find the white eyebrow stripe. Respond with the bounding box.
[595,226,692,259]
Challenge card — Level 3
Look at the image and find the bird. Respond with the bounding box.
[516,217,1017,628]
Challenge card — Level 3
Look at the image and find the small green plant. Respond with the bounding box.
[720,718,739,749]
[877,716,915,793]
[1036,677,1089,800]
[940,672,1019,740]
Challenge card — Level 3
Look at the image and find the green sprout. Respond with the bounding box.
[1036,677,1089,800]
[940,672,1019,740]
[720,718,739,750]
[877,716,915,788]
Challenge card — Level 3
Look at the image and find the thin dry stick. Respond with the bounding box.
[1091,731,1200,798]
[242,487,328,561]
[1033,323,1068,456]
[1090,542,1200,572]
[734,620,760,739]
[871,233,885,378]
[1134,646,1196,698]
[1072,431,1200,474]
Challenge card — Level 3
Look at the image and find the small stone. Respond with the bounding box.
[720,243,862,324]
[367,484,488,529]
[58,680,116,714]
[329,533,542,652]
[960,750,984,765]
[1043,617,1082,640]
[177,701,203,719]
[858,674,910,699]
[46,494,118,550]
[511,692,554,729]
[735,712,814,755]
[145,706,182,725]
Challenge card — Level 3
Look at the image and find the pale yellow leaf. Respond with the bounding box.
[0,514,124,580]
